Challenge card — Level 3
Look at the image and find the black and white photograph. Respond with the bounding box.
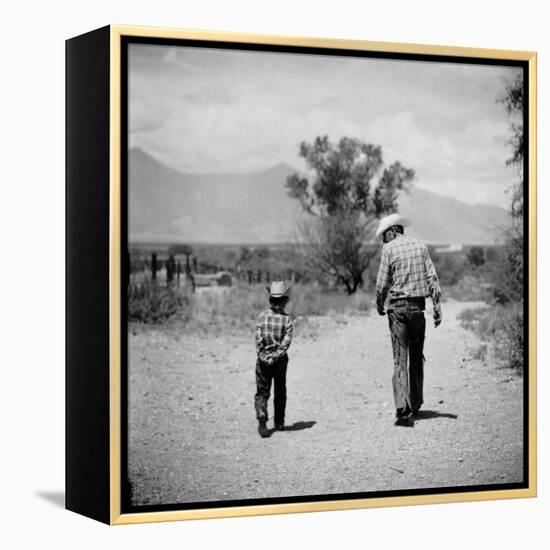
[124,39,528,510]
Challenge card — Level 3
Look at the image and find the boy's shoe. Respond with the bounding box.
[274,423,285,431]
[258,417,269,438]
[394,415,414,428]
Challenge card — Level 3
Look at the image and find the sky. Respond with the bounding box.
[128,43,523,209]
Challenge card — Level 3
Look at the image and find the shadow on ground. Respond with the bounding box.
[414,410,458,421]
[35,491,65,508]
[259,420,317,438]
[283,421,317,431]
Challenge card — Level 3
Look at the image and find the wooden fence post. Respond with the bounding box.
[185,253,191,274]
[151,253,157,280]
[166,255,175,284]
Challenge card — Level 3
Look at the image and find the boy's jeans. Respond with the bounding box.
[254,354,288,425]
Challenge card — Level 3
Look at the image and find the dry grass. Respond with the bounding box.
[128,279,372,337]
[458,302,524,371]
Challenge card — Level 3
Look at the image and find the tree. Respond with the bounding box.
[498,74,524,218]
[286,136,414,293]
[295,214,379,294]
[494,74,524,303]
[492,74,525,371]
[467,246,485,268]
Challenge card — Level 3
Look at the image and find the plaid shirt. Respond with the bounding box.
[255,306,294,364]
[376,234,441,311]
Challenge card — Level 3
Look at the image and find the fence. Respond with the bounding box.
[129,252,304,291]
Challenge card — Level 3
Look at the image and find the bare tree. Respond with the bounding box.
[287,136,414,293]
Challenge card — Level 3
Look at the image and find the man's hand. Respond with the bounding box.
[377,307,386,316]
[433,305,442,328]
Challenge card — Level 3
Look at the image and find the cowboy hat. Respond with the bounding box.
[265,281,291,297]
[375,213,411,242]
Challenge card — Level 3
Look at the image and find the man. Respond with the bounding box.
[375,213,442,427]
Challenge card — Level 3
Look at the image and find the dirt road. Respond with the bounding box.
[128,301,524,506]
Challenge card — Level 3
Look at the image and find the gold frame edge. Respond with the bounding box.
[108,24,537,526]
[527,53,537,496]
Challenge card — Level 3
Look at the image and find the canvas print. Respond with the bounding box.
[125,41,526,509]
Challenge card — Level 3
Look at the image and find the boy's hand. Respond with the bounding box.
[377,307,386,316]
[260,351,275,365]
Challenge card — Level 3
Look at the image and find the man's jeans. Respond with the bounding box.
[254,354,288,425]
[387,300,426,415]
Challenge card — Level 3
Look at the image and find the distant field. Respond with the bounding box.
[128,241,504,299]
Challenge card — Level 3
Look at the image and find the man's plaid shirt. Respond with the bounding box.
[376,234,441,311]
[255,306,294,364]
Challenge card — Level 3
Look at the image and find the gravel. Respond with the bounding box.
[128,301,523,506]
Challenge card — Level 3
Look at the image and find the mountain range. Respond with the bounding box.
[129,147,508,245]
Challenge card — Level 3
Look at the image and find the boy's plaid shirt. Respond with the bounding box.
[376,234,441,311]
[255,306,294,364]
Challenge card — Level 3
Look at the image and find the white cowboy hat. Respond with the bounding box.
[375,213,411,242]
[265,281,291,297]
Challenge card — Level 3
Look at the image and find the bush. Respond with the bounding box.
[489,226,523,304]
[430,250,466,286]
[502,302,523,371]
[467,246,485,267]
[128,280,190,324]
[458,303,524,371]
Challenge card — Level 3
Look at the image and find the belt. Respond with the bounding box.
[388,297,426,309]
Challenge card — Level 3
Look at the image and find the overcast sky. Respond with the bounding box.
[129,43,522,208]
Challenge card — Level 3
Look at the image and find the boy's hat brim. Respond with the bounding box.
[265,281,291,297]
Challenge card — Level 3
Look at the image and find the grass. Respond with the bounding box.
[458,302,524,371]
[443,274,494,303]
[128,280,191,324]
[128,279,372,337]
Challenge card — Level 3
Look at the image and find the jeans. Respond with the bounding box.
[254,354,288,425]
[387,300,426,415]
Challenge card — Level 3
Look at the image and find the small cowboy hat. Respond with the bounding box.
[375,213,411,242]
[265,281,291,297]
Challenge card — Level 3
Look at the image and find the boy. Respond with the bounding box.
[254,281,294,438]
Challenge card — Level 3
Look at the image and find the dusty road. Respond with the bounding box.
[128,301,524,506]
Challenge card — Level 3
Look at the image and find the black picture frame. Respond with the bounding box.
[66,25,537,525]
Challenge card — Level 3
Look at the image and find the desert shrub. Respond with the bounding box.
[467,246,485,267]
[502,301,524,371]
[458,303,524,371]
[430,250,466,286]
[128,278,373,333]
[489,227,523,304]
[128,280,190,323]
